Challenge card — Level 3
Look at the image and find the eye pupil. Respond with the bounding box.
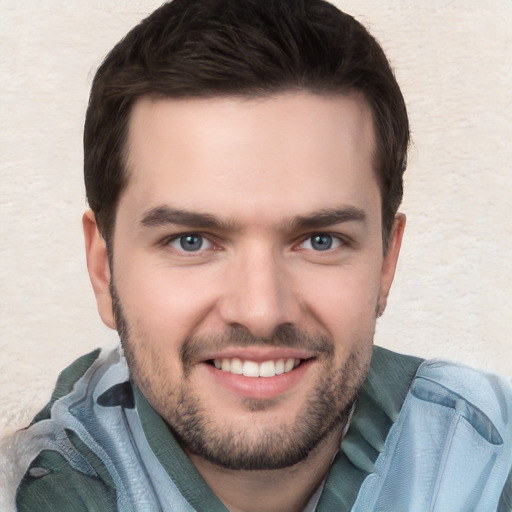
[180,234,202,251]
[311,234,332,251]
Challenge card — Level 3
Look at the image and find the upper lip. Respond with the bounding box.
[199,346,316,363]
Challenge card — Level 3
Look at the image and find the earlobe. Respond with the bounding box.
[82,209,116,330]
[378,213,406,317]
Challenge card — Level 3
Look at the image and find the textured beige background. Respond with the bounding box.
[1,1,511,437]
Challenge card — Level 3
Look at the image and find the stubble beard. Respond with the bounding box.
[111,284,374,471]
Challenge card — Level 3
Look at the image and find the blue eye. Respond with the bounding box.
[310,234,333,251]
[180,234,203,251]
[300,233,343,251]
[168,234,209,252]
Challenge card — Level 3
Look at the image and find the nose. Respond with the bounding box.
[217,246,301,338]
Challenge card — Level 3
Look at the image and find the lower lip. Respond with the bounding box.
[202,359,314,400]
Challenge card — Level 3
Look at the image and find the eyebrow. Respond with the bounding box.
[140,206,237,231]
[141,205,367,234]
[285,206,367,232]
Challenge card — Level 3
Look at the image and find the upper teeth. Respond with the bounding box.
[213,358,301,377]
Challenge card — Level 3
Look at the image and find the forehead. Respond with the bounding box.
[121,92,380,224]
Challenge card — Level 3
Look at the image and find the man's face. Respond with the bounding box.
[87,92,404,470]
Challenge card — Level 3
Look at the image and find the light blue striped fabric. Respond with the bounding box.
[352,360,512,512]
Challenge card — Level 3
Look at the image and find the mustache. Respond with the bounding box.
[180,324,334,368]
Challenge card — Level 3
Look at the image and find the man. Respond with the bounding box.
[9,0,512,510]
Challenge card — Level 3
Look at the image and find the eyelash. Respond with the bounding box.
[296,233,349,253]
[163,233,216,253]
[161,232,349,254]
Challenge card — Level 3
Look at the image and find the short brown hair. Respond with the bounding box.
[84,0,409,248]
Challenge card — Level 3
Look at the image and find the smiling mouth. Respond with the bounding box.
[208,358,306,377]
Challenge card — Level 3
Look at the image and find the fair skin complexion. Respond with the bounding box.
[84,92,405,512]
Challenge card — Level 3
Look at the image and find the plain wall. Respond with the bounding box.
[1,1,511,436]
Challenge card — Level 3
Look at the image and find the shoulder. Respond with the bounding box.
[2,349,118,512]
[368,346,512,428]
[414,358,512,511]
[412,357,512,440]
[31,349,102,424]
[15,448,117,512]
[346,349,512,511]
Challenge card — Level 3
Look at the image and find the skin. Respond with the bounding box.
[84,92,405,512]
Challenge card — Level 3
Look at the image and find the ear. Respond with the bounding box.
[377,213,406,317]
[83,209,116,329]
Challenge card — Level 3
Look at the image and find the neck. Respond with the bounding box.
[187,427,342,512]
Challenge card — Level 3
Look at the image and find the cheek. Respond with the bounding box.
[115,258,222,344]
[301,264,381,339]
